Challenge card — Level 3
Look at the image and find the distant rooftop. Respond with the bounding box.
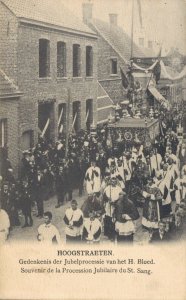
[90,18,155,62]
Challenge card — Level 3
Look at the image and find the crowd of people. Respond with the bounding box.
[0,108,186,245]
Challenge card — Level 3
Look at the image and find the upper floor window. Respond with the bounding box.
[39,39,50,78]
[73,44,81,77]
[111,58,117,74]
[86,46,93,77]
[139,38,144,47]
[57,42,66,77]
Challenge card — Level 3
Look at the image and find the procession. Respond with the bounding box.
[1,109,186,245]
[0,0,186,246]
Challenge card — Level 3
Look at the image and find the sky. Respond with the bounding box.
[60,0,186,54]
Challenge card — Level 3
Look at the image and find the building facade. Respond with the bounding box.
[0,0,98,175]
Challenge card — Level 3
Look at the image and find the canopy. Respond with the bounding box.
[148,85,166,102]
[148,84,170,110]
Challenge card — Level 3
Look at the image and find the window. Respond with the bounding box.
[86,46,93,77]
[0,119,7,147]
[39,39,50,77]
[139,38,144,47]
[111,58,117,74]
[57,42,66,77]
[148,41,153,49]
[73,44,81,77]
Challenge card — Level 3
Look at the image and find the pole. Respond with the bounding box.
[72,113,77,130]
[1,121,4,147]
[130,0,135,60]
[65,88,71,158]
[41,118,50,138]
[58,107,63,127]
[85,109,90,123]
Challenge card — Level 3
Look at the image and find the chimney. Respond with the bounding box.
[109,13,118,26]
[82,2,93,25]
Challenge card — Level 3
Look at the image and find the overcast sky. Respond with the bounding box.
[61,0,186,54]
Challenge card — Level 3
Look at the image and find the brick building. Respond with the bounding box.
[82,2,154,124]
[0,0,99,175]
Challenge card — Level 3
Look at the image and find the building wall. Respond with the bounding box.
[16,23,98,148]
[95,35,127,104]
[0,2,18,83]
[0,98,19,175]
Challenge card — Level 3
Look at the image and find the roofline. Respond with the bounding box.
[18,17,97,39]
[0,92,23,99]
[1,1,17,18]
[90,21,128,63]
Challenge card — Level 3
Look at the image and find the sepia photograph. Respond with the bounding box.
[0,0,186,299]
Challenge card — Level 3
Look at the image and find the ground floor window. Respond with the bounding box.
[72,101,81,133]
[0,119,7,147]
[38,102,54,141]
[86,99,93,129]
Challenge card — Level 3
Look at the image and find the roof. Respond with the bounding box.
[0,69,22,98]
[1,0,96,37]
[90,18,152,62]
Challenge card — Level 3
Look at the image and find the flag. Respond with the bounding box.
[120,68,129,89]
[137,0,143,28]
[153,46,162,83]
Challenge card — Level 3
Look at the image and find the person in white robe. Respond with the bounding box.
[84,161,101,195]
[82,211,102,243]
[0,202,10,245]
[103,178,122,240]
[63,200,83,243]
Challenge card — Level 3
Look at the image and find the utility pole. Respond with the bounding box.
[65,88,71,157]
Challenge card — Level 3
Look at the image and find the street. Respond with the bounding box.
[7,189,185,245]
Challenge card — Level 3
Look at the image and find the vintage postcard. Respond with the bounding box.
[0,0,186,299]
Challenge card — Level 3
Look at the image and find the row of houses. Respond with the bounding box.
[0,0,185,175]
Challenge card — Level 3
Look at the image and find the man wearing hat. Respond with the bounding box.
[115,191,139,243]
[81,193,105,219]
[142,177,162,230]
[103,177,122,240]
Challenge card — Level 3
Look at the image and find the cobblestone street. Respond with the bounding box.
[7,189,185,245]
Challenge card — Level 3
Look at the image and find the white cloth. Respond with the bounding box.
[85,166,101,194]
[65,208,83,237]
[150,153,162,172]
[132,145,146,163]
[38,223,61,244]
[174,177,182,204]
[0,209,10,244]
[115,220,135,236]
[83,218,102,242]
[104,185,122,217]
[122,158,135,181]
